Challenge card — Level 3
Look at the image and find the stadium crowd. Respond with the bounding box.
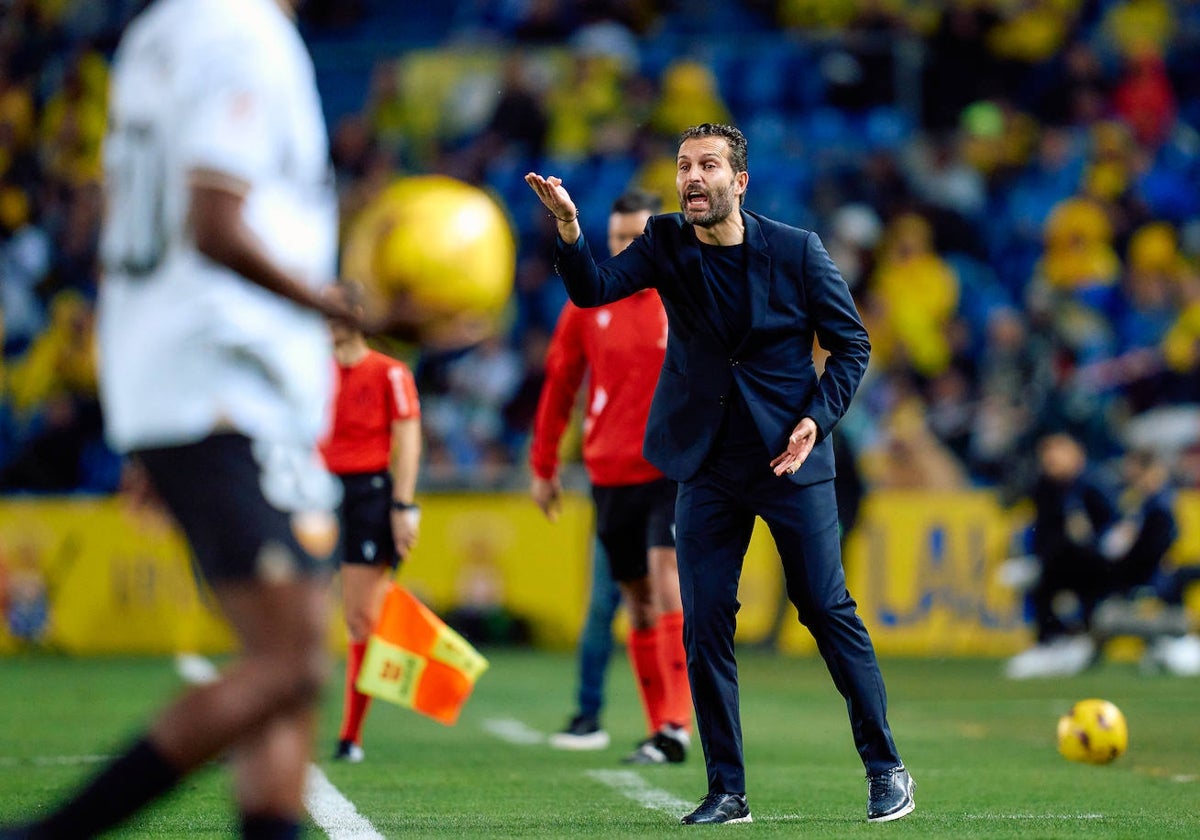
[3,0,1200,506]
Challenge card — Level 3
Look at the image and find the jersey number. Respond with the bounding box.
[101,121,167,276]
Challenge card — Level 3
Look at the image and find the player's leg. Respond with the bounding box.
[130,576,330,835]
[578,538,622,719]
[334,471,399,760]
[335,562,392,759]
[595,485,669,747]
[8,435,339,838]
[646,479,691,752]
[650,546,691,734]
[549,537,620,750]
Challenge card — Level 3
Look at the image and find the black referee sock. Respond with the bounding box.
[33,737,182,838]
[240,814,301,839]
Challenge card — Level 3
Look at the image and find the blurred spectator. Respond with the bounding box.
[859,395,970,491]
[1034,40,1111,129]
[1112,47,1177,150]
[902,132,987,220]
[921,3,1005,130]
[37,52,106,188]
[1,291,104,492]
[479,55,549,161]
[1005,432,1120,679]
[868,212,960,379]
[1026,195,1122,365]
[1010,440,1186,677]
[364,59,419,163]
[1101,0,1175,61]
[823,202,882,293]
[970,308,1055,493]
[0,182,49,354]
[545,53,625,159]
[646,59,731,140]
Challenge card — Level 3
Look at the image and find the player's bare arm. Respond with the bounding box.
[524,173,581,245]
[189,169,354,322]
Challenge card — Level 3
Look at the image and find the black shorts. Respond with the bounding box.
[136,433,337,584]
[591,478,677,582]
[336,471,399,569]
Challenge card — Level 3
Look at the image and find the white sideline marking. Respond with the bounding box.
[965,813,1105,820]
[482,717,545,745]
[305,765,385,840]
[585,769,693,815]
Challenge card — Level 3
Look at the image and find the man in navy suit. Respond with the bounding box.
[526,123,914,825]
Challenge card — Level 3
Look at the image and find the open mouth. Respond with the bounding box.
[685,189,708,209]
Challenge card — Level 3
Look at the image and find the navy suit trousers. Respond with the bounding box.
[675,455,901,795]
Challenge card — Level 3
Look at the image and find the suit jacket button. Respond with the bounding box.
[718,396,726,405]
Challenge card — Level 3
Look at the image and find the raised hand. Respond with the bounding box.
[525,173,581,244]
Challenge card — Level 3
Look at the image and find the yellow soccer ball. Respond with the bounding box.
[343,175,516,326]
[1056,699,1128,765]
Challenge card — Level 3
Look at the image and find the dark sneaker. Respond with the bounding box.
[866,765,915,822]
[681,792,752,825]
[548,714,610,751]
[622,736,667,764]
[653,724,690,763]
[333,739,365,763]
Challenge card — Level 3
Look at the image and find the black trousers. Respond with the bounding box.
[676,460,902,795]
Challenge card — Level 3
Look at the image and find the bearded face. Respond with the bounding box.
[676,137,745,228]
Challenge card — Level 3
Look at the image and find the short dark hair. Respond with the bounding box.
[679,123,748,173]
[611,188,662,215]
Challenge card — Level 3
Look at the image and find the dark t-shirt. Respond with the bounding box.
[699,240,763,462]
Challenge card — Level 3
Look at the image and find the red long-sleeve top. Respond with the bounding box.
[320,349,420,475]
[530,289,668,487]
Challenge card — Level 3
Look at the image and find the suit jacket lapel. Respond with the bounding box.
[735,210,772,354]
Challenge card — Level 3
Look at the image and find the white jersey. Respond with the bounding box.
[98,0,337,454]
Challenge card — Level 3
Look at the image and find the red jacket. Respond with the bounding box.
[530,289,667,487]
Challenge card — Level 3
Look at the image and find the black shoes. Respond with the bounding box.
[548,713,611,750]
[866,765,916,822]
[622,724,689,764]
[333,739,365,763]
[681,792,752,825]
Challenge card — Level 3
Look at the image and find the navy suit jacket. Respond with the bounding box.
[554,209,870,485]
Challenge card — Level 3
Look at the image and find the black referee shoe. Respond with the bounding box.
[681,793,752,825]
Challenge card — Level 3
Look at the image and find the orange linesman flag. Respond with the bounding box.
[356,584,489,725]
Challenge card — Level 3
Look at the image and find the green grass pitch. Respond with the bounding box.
[0,650,1196,838]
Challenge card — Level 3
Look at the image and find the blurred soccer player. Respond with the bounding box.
[530,189,693,764]
[2,0,351,837]
[320,282,422,763]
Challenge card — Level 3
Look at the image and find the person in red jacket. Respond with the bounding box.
[530,189,693,764]
[320,282,422,763]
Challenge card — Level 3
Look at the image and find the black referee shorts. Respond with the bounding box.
[336,470,400,569]
[591,478,677,582]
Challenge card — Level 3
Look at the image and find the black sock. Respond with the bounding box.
[241,814,301,840]
[33,737,182,839]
